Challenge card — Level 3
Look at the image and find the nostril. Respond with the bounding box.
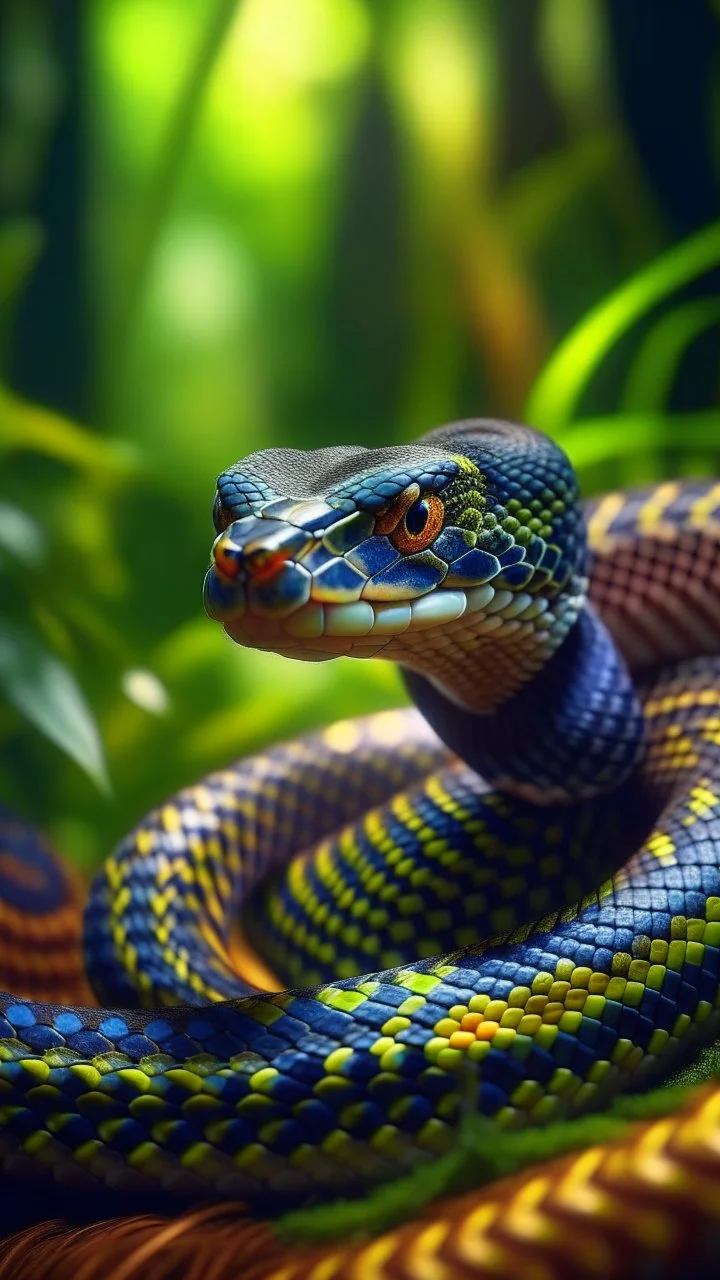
[213,532,291,584]
[244,547,288,582]
[213,532,244,580]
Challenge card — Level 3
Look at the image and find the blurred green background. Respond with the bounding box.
[0,0,719,874]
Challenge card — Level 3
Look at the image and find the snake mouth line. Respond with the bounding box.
[207,578,556,660]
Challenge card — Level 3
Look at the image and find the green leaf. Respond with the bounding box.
[0,502,46,569]
[0,618,109,791]
[526,219,720,431]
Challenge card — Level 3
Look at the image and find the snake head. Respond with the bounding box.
[204,421,586,703]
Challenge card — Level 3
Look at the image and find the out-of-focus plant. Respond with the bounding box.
[0,0,718,874]
[0,386,138,841]
[0,378,402,870]
[527,218,720,487]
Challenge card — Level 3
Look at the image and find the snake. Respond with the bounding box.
[1,417,720,1231]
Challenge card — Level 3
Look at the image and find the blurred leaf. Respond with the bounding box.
[0,384,139,477]
[48,589,128,659]
[526,219,720,430]
[29,602,76,666]
[621,298,720,413]
[0,618,109,792]
[0,502,46,569]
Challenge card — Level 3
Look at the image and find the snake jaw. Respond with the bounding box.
[205,497,477,658]
[203,503,559,672]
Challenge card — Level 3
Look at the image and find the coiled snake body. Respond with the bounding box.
[2,419,720,1223]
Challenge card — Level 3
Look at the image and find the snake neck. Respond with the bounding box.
[396,571,587,715]
[404,604,648,804]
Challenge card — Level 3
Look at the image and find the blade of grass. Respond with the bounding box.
[556,410,720,472]
[525,219,720,431]
[621,297,720,413]
[276,1071,717,1245]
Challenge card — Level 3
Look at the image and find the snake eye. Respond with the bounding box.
[389,492,444,554]
[405,498,430,535]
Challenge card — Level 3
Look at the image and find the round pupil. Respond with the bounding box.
[405,498,430,536]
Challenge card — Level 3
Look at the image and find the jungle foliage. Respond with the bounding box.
[0,0,718,872]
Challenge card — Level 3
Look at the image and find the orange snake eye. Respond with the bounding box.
[377,489,444,554]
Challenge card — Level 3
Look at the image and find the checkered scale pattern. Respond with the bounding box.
[0,478,720,1233]
[237,1079,720,1280]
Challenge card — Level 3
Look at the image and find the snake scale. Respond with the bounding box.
[2,418,720,1266]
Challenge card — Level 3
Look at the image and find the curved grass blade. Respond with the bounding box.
[621,297,720,413]
[526,219,720,431]
[558,410,720,472]
[277,1073,713,1246]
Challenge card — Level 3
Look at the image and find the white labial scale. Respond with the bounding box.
[464,583,496,612]
[324,601,376,636]
[284,602,326,638]
[370,602,412,635]
[409,590,467,630]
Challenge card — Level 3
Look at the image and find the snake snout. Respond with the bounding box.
[212,529,245,581]
[205,514,319,625]
[212,532,288,585]
[212,518,312,584]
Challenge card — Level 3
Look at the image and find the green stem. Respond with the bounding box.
[103,0,239,426]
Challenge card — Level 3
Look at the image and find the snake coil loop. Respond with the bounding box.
[0,422,719,1245]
